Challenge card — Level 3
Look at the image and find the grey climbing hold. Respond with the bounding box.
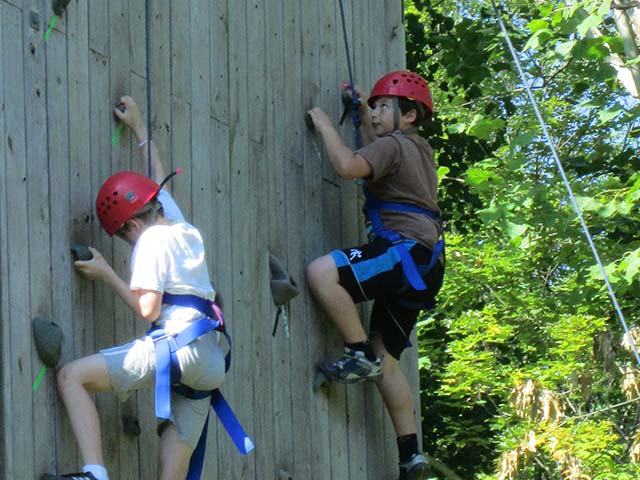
[32,315,63,368]
[269,254,299,307]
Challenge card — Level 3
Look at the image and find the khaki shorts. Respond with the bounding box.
[101,330,225,449]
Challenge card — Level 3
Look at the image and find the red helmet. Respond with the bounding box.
[368,70,433,120]
[96,171,161,236]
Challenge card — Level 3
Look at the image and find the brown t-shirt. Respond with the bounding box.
[356,131,440,250]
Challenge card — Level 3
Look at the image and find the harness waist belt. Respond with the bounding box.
[363,190,444,291]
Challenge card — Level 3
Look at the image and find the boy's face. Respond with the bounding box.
[370,96,417,136]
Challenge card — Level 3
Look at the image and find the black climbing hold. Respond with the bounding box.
[52,0,72,16]
[122,414,141,436]
[32,315,63,368]
[304,112,315,132]
[70,243,93,261]
[116,103,126,114]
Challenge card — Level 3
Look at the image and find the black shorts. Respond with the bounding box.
[330,237,444,360]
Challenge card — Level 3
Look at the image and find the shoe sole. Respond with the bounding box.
[318,362,383,384]
[405,463,429,480]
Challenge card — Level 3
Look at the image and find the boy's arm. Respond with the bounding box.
[74,247,161,322]
[114,96,169,191]
[307,107,372,180]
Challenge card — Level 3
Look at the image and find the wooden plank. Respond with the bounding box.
[278,4,308,474]
[3,4,34,479]
[227,1,259,477]
[244,1,275,478]
[264,1,295,476]
[88,46,119,475]
[107,0,140,476]
[170,0,190,102]
[299,0,335,478]
[385,0,406,72]
[31,3,60,476]
[87,0,108,56]
[64,0,93,473]
[0,4,9,477]
[210,0,229,125]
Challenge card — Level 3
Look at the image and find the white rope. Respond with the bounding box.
[490,0,640,367]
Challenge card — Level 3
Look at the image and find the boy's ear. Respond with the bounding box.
[405,108,418,125]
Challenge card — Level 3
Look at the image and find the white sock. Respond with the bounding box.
[83,464,109,480]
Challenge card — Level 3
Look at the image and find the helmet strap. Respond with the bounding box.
[392,96,400,131]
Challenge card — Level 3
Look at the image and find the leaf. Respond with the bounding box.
[468,115,505,140]
[575,195,601,212]
[555,40,576,59]
[504,220,528,241]
[577,14,603,38]
[437,166,451,179]
[598,108,623,124]
[511,130,538,147]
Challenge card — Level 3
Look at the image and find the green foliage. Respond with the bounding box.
[406,0,640,478]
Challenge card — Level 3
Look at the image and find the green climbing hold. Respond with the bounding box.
[32,315,63,368]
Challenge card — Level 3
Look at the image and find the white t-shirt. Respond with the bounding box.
[129,189,216,335]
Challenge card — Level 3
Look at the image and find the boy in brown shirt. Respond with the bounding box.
[306,70,444,480]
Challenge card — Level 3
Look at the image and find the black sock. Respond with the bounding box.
[397,434,419,463]
[345,341,377,362]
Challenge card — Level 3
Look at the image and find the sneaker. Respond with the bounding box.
[399,453,430,480]
[319,347,382,383]
[41,473,98,480]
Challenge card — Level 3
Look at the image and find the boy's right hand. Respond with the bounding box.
[74,247,114,282]
[114,96,146,138]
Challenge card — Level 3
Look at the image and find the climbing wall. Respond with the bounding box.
[0,0,419,478]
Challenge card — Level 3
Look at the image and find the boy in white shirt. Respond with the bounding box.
[42,97,225,480]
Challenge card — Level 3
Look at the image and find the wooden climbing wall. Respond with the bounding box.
[0,0,420,478]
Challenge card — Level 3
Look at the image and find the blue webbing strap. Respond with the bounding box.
[153,293,254,479]
[149,318,218,420]
[363,189,444,291]
[211,390,255,454]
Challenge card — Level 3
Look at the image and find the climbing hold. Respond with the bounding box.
[304,112,315,132]
[29,9,41,31]
[269,254,299,307]
[278,469,294,480]
[70,243,93,261]
[32,315,63,368]
[52,0,71,16]
[122,414,142,436]
[312,363,331,393]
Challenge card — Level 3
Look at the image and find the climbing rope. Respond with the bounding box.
[337,0,362,149]
[145,0,153,178]
[490,0,640,367]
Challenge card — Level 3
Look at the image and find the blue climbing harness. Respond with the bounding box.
[363,189,444,291]
[147,293,254,480]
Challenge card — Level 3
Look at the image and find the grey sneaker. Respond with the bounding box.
[399,453,430,480]
[319,347,382,383]
[41,473,98,480]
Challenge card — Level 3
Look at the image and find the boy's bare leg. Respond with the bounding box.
[57,354,113,466]
[157,424,193,480]
[371,337,417,436]
[307,254,367,343]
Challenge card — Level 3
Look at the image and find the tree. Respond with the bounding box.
[406,1,640,478]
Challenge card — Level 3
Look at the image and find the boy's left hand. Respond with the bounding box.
[74,247,114,282]
[306,107,333,132]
